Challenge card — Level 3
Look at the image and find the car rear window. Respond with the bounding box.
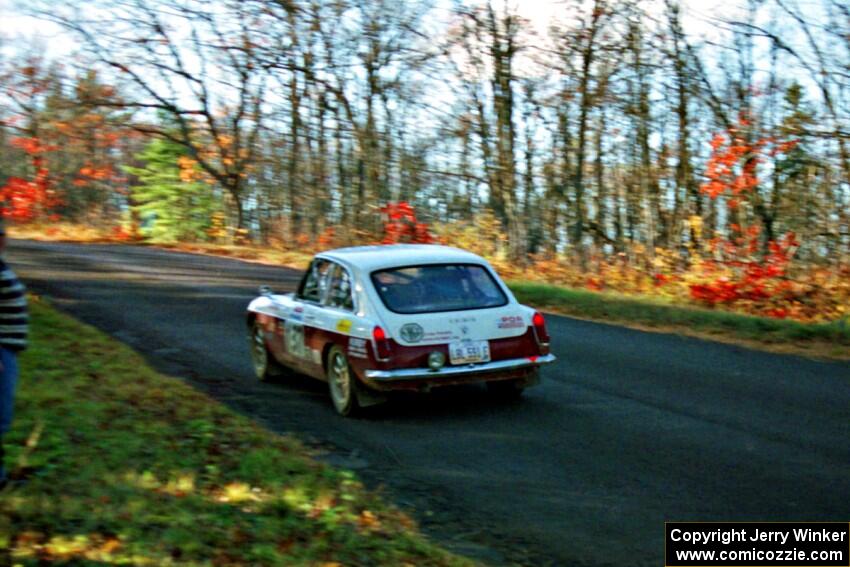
[370,264,508,314]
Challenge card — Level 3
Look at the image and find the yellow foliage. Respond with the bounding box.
[177,156,200,183]
[358,509,382,533]
[688,215,703,241]
[216,134,233,148]
[217,482,260,503]
[207,211,227,241]
[433,210,506,260]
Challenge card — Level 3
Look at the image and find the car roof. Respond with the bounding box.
[317,244,488,273]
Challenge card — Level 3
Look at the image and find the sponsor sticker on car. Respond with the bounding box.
[400,323,424,343]
[348,337,368,359]
[425,330,454,341]
[498,315,525,329]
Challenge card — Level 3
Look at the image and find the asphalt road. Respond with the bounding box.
[8,239,850,566]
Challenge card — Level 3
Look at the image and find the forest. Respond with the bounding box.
[1,0,848,323]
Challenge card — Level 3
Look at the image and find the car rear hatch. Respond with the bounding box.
[388,305,530,346]
[368,262,540,364]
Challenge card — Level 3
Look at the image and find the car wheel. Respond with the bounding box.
[250,322,283,381]
[487,379,525,399]
[327,345,359,416]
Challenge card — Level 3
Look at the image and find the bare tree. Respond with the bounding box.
[38,0,277,231]
[551,0,612,268]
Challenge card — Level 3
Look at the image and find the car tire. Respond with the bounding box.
[250,321,283,381]
[327,345,359,417]
[486,379,525,399]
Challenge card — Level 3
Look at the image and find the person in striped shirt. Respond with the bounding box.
[0,216,28,487]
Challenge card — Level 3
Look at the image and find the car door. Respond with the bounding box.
[314,262,357,335]
[284,258,332,375]
[301,261,358,379]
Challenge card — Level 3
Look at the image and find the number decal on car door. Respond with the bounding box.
[284,319,306,359]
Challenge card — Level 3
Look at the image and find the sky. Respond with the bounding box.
[0,0,828,126]
[0,0,740,59]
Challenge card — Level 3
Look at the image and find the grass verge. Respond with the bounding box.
[0,299,473,566]
[510,281,850,360]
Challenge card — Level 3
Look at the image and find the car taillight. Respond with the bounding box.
[532,311,550,346]
[372,325,392,359]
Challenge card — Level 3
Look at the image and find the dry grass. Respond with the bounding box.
[9,222,120,243]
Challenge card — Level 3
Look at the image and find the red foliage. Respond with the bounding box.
[701,132,763,201]
[689,280,741,304]
[316,226,336,249]
[10,136,57,155]
[765,307,789,319]
[111,225,132,241]
[0,177,44,221]
[689,121,801,317]
[295,233,311,248]
[380,202,434,244]
[585,277,603,291]
[1,135,62,221]
[689,231,798,312]
[77,163,115,181]
[653,273,670,287]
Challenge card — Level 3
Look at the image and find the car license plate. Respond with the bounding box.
[449,340,491,365]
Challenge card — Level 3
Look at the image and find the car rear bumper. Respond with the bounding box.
[362,354,555,390]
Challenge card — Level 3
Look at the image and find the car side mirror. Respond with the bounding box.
[259,285,273,297]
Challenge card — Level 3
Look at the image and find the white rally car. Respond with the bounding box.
[247,244,555,415]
